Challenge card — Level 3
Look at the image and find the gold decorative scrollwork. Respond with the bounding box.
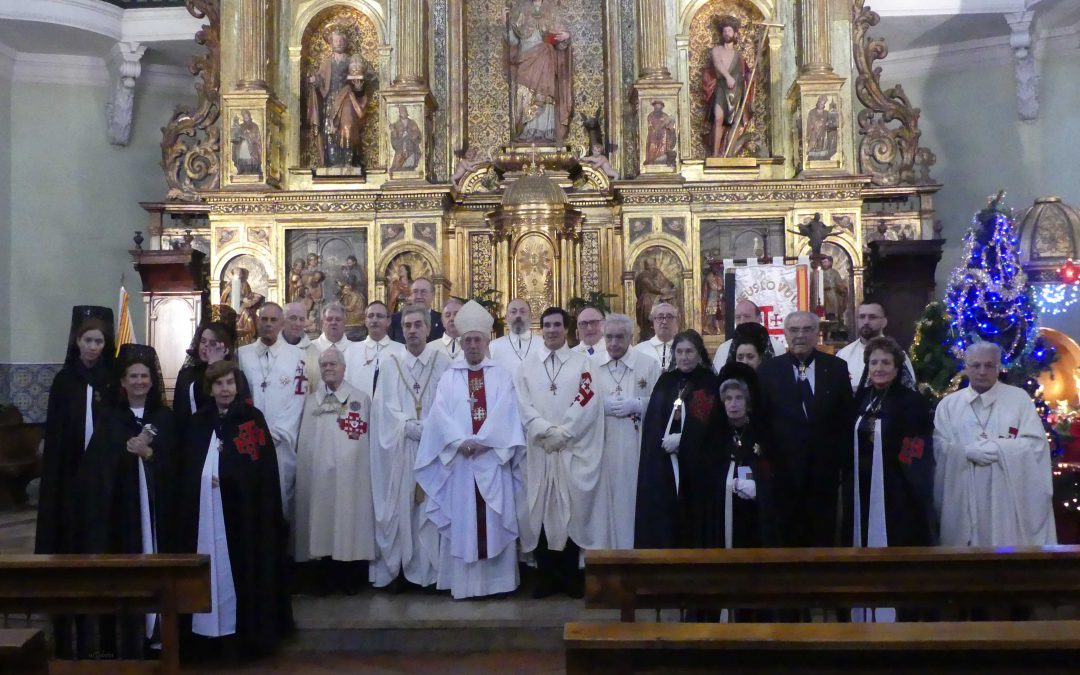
[852,0,934,187]
[469,233,495,296]
[161,0,220,201]
[581,230,601,294]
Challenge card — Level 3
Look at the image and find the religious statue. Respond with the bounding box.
[799,212,834,256]
[644,100,676,165]
[337,255,363,296]
[386,263,413,313]
[389,106,422,172]
[580,142,617,179]
[806,95,839,160]
[337,280,367,331]
[634,259,678,340]
[701,268,725,336]
[507,0,572,145]
[703,16,749,157]
[221,267,264,345]
[307,30,368,169]
[230,110,262,175]
[288,260,305,301]
[818,255,848,324]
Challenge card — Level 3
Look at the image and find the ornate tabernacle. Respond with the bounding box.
[158,0,940,346]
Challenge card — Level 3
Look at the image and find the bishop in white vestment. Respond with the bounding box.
[415,301,525,599]
[237,303,306,524]
[371,306,452,588]
[933,343,1056,547]
[295,348,376,571]
[592,314,660,549]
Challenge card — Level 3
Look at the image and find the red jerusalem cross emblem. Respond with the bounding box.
[234,421,265,460]
[898,437,925,465]
[338,411,368,440]
[574,372,595,407]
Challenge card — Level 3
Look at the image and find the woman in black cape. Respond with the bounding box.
[36,306,117,556]
[73,344,176,658]
[177,360,292,660]
[635,330,724,549]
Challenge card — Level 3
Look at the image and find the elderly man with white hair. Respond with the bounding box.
[304,302,352,386]
[295,347,376,594]
[933,342,1056,546]
[282,301,312,349]
[592,313,660,548]
[415,301,526,599]
[633,302,679,370]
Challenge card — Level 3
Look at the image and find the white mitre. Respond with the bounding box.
[455,300,494,336]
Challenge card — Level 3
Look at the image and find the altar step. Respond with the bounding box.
[287,590,615,654]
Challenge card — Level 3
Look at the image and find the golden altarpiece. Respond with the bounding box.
[145,0,940,350]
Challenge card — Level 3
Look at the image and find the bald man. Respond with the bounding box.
[713,299,785,370]
[632,302,678,370]
[283,301,312,349]
[429,298,464,360]
[571,307,606,357]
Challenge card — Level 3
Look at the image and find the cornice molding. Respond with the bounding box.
[0,0,200,42]
[0,39,15,82]
[12,51,193,93]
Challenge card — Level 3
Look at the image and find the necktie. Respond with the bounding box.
[588,346,594,355]
[797,359,814,420]
[451,339,456,355]
[661,343,667,369]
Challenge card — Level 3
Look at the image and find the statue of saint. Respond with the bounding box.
[644,100,677,165]
[818,255,848,324]
[389,106,422,172]
[221,267,264,345]
[386,263,413,314]
[581,142,617,179]
[798,212,834,256]
[307,30,368,168]
[230,110,262,175]
[507,0,572,145]
[703,16,749,157]
[288,260,305,302]
[701,268,724,336]
[806,95,839,160]
[634,259,678,340]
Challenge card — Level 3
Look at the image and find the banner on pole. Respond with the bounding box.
[727,261,809,347]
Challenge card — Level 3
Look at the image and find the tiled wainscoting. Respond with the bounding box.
[0,363,62,423]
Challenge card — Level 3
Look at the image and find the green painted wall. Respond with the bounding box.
[891,49,1080,336]
[8,82,192,363]
[0,75,11,362]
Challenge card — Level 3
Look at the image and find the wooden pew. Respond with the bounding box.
[0,554,210,675]
[0,629,48,675]
[566,547,1080,674]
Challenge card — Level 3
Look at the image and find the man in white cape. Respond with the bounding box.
[515,306,604,598]
[934,342,1056,547]
[415,300,525,599]
[303,302,353,385]
[835,300,914,390]
[488,298,539,378]
[345,300,405,400]
[237,302,306,525]
[294,347,376,594]
[632,302,678,370]
[592,313,659,549]
[370,304,451,589]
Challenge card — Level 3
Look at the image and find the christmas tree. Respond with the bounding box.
[908,301,960,403]
[944,191,1055,389]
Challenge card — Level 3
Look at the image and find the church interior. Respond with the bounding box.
[3,0,1080,671]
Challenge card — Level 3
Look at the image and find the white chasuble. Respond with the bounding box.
[294,381,376,562]
[193,432,237,638]
[238,336,306,522]
[415,360,526,599]
[369,346,451,587]
[344,336,406,401]
[514,345,604,553]
[933,381,1056,547]
[593,350,660,549]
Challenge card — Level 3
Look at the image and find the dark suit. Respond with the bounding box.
[389,308,444,343]
[758,350,854,547]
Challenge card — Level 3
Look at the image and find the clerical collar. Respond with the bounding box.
[258,337,283,356]
[541,344,572,363]
[405,346,431,367]
[649,335,673,348]
[454,357,491,371]
[364,335,392,347]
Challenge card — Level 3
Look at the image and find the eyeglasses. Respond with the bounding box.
[366,313,388,320]
[653,314,676,322]
[578,320,602,327]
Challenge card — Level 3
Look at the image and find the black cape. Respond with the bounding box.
[176,402,292,657]
[843,381,937,547]
[36,362,112,554]
[635,366,722,549]
[173,363,253,446]
[711,418,779,548]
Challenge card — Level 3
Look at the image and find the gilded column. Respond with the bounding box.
[395,0,426,87]
[237,0,268,90]
[799,0,833,75]
[637,0,670,80]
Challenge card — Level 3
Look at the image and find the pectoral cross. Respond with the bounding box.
[260,380,268,391]
[549,382,558,394]
[413,382,421,395]
[615,385,623,395]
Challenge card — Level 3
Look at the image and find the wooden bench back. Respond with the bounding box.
[585,546,1080,621]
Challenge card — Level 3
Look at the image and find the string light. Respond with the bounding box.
[1034,283,1080,316]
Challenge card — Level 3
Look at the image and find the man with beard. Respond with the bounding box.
[489,298,538,378]
[836,299,915,391]
[515,307,603,598]
[571,306,605,357]
[757,311,853,547]
[370,304,451,590]
[704,16,747,157]
[237,303,307,525]
[282,302,312,350]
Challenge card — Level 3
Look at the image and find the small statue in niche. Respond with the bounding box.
[703,16,749,157]
[816,254,848,324]
[307,29,368,169]
[507,0,572,144]
[221,267,264,345]
[230,110,262,175]
[644,100,677,165]
[799,212,834,256]
[806,95,839,160]
[634,259,678,340]
[389,106,422,172]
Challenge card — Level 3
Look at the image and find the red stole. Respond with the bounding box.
[468,369,489,559]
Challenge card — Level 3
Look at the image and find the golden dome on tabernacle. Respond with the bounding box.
[501,172,567,210]
[1017,196,1080,265]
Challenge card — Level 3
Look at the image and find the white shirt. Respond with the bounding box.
[572,337,606,358]
[632,335,674,370]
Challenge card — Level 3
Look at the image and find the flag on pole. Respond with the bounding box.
[116,284,135,354]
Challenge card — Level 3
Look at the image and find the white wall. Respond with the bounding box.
[0,70,11,363]
[8,82,193,363]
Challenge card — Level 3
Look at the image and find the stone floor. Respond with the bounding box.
[0,506,583,673]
